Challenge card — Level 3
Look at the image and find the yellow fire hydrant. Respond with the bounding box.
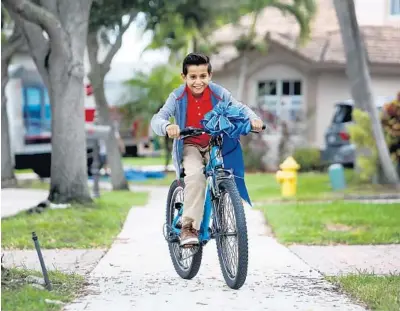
[276,156,300,197]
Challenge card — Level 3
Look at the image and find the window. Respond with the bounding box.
[256,79,303,131]
[282,80,302,96]
[332,104,353,124]
[390,0,400,15]
[23,86,51,136]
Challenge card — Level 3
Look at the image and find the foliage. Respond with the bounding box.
[348,109,378,183]
[143,0,241,60]
[121,64,182,121]
[89,0,166,32]
[120,64,182,167]
[381,92,400,166]
[233,0,317,53]
[243,138,269,172]
[292,147,321,172]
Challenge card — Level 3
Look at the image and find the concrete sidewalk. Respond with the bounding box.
[1,188,48,218]
[289,244,400,276]
[64,186,365,311]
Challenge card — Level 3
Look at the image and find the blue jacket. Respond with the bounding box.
[150,81,260,205]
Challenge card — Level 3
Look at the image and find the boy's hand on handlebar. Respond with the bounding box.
[166,124,180,138]
[251,119,264,132]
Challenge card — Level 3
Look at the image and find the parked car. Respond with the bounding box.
[322,96,394,167]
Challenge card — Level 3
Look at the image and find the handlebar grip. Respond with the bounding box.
[179,128,193,136]
[250,124,267,133]
[179,127,205,137]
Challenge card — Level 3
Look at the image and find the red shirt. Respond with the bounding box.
[185,86,213,147]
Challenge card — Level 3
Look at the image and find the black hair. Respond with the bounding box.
[182,53,212,75]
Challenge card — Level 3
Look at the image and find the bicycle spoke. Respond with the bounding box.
[170,186,194,271]
[217,192,239,279]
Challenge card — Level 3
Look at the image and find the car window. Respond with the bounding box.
[332,104,352,123]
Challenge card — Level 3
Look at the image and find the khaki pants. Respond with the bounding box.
[182,145,210,230]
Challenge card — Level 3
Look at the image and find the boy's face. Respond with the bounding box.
[182,64,212,96]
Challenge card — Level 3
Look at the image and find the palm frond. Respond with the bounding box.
[268,1,315,45]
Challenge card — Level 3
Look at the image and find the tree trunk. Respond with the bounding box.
[89,72,129,190]
[4,0,94,202]
[236,53,248,102]
[46,2,93,203]
[1,57,17,188]
[1,26,25,188]
[86,28,130,190]
[334,0,400,186]
[193,37,198,53]
[47,51,92,203]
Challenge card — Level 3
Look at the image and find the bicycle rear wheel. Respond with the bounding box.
[215,178,248,289]
[166,179,203,279]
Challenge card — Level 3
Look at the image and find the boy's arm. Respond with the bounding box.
[150,93,176,136]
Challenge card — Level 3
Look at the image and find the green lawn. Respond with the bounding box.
[126,169,396,202]
[260,201,400,245]
[126,171,336,199]
[328,274,400,311]
[245,172,338,201]
[122,156,167,167]
[15,169,34,174]
[1,268,84,311]
[16,179,50,190]
[1,191,148,249]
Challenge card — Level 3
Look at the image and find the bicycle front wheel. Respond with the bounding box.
[215,178,248,289]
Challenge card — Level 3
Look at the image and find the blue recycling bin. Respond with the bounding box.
[328,163,347,191]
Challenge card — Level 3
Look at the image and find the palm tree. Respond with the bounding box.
[333,0,399,185]
[229,0,316,171]
[121,64,182,170]
[233,0,317,102]
[143,0,239,62]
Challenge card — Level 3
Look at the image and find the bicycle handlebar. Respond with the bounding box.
[178,124,267,139]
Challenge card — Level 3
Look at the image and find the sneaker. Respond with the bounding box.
[180,224,199,247]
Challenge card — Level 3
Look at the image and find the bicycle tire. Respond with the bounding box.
[215,178,248,289]
[166,179,203,280]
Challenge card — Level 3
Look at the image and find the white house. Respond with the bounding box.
[210,0,400,151]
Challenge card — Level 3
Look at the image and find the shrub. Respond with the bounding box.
[243,136,269,172]
[292,147,321,172]
[348,109,378,182]
[381,92,400,166]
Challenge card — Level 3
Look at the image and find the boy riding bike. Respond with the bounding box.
[151,53,263,247]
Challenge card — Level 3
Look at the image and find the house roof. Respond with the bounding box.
[210,0,400,71]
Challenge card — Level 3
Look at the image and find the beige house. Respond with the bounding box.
[210,0,400,154]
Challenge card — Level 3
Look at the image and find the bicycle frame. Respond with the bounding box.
[171,134,232,245]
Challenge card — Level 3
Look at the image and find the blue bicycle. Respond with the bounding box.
[163,125,265,289]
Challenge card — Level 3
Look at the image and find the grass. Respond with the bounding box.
[122,155,166,167]
[125,168,397,202]
[1,268,84,311]
[245,171,338,201]
[15,179,50,190]
[259,201,400,245]
[15,169,34,174]
[1,190,148,249]
[328,274,400,311]
[125,171,336,199]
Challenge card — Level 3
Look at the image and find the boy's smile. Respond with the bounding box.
[182,64,212,97]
